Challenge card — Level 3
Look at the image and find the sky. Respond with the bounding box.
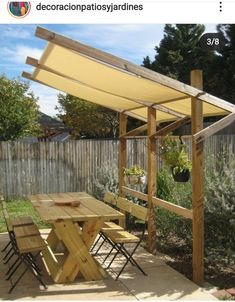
[0,24,216,117]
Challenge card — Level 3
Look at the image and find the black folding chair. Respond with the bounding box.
[101,197,148,279]
[7,232,47,293]
[91,192,123,255]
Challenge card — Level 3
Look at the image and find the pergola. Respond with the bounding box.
[23,26,235,285]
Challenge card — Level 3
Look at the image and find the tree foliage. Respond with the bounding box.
[0,75,40,141]
[143,25,215,84]
[211,24,235,103]
[56,94,119,138]
[142,24,235,104]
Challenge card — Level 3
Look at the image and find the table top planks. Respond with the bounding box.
[28,192,124,223]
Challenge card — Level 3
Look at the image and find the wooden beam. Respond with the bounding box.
[122,105,146,112]
[157,95,190,105]
[147,107,157,254]
[191,70,204,285]
[121,136,148,139]
[154,104,185,118]
[121,186,192,219]
[118,114,127,198]
[150,117,191,138]
[120,124,147,138]
[122,186,148,202]
[193,112,235,144]
[118,114,128,228]
[122,187,192,219]
[152,197,192,219]
[35,27,235,113]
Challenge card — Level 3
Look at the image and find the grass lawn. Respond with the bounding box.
[0,199,50,233]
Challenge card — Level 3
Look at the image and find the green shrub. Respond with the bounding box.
[92,161,119,200]
[92,161,146,230]
[204,152,235,264]
[156,169,192,242]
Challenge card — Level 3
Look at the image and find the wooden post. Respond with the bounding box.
[118,113,127,227]
[118,113,127,197]
[147,107,157,254]
[191,70,204,285]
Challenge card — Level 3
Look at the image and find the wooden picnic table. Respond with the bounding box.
[28,192,124,283]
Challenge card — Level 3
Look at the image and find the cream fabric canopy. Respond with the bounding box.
[23,27,235,123]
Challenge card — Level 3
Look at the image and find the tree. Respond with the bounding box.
[0,75,40,141]
[211,24,235,104]
[56,94,119,138]
[143,24,216,88]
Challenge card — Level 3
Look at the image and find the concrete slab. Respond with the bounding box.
[0,231,216,300]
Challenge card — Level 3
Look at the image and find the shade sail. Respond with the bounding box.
[23,27,235,123]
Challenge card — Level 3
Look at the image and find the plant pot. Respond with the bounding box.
[124,174,146,185]
[171,168,190,182]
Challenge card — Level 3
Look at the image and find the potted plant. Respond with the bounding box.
[123,165,147,185]
[159,136,192,182]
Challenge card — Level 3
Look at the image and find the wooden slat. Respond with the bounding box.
[193,112,235,144]
[10,216,34,227]
[103,192,118,206]
[122,186,148,202]
[28,193,53,202]
[61,203,97,221]
[101,222,123,231]
[79,197,124,220]
[152,196,193,219]
[116,197,132,214]
[14,224,40,238]
[16,235,46,253]
[191,70,204,285]
[103,230,139,243]
[131,204,148,221]
[32,205,71,223]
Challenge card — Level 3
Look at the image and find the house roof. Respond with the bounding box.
[23,27,235,124]
[38,111,66,129]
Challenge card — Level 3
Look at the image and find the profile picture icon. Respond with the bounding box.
[8,2,31,18]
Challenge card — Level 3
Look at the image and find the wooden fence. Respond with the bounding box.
[0,135,234,198]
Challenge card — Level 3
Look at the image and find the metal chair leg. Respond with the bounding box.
[3,246,14,261]
[6,257,21,276]
[94,235,107,255]
[1,240,11,253]
[4,249,15,264]
[90,234,102,252]
[107,244,122,268]
[115,243,147,279]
